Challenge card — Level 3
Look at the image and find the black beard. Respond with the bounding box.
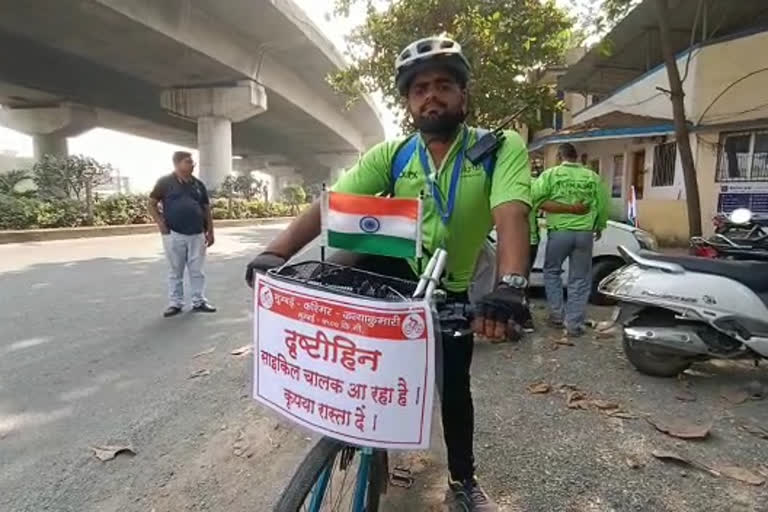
[413,110,466,141]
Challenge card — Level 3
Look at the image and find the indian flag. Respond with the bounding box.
[322,191,422,258]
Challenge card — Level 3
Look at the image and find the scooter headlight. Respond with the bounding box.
[634,229,658,251]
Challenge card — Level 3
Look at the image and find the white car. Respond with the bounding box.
[291,220,657,306]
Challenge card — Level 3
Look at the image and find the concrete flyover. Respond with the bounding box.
[0,0,385,188]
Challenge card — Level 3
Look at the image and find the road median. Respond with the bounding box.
[0,217,294,244]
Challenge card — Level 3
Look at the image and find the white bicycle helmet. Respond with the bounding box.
[395,36,470,95]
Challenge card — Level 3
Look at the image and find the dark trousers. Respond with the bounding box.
[352,254,476,482]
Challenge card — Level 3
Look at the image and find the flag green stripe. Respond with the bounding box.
[328,231,416,258]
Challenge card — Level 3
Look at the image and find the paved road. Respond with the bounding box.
[0,224,313,512]
[5,227,768,512]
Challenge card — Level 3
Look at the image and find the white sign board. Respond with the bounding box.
[253,273,435,450]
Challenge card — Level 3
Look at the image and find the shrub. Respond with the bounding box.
[0,194,43,229]
[0,193,301,231]
[94,194,151,226]
[37,199,88,228]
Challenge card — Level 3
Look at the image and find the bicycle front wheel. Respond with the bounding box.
[274,437,386,512]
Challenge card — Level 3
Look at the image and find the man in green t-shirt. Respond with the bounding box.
[245,36,533,511]
[532,143,609,337]
[525,193,590,332]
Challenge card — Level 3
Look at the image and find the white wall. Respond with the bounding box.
[573,30,768,127]
[572,52,697,124]
[693,31,768,124]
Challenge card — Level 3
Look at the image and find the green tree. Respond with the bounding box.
[234,173,255,200]
[217,175,238,217]
[0,169,32,195]
[32,155,114,224]
[598,0,702,236]
[282,185,307,215]
[330,0,574,131]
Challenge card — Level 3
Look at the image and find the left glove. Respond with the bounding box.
[473,285,528,340]
[245,252,286,287]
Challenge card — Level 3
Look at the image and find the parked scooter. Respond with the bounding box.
[691,208,768,259]
[713,208,768,236]
[598,246,768,377]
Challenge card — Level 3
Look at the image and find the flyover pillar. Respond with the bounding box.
[161,81,267,189]
[0,104,96,161]
[33,134,69,161]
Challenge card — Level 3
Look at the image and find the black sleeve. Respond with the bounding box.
[198,180,210,206]
[149,177,167,200]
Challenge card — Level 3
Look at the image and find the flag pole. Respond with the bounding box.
[416,190,424,274]
[320,183,327,263]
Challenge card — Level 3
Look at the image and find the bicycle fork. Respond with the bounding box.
[307,446,374,512]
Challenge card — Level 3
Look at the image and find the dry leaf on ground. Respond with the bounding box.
[595,327,620,339]
[230,345,252,356]
[188,369,211,379]
[757,465,768,478]
[591,399,620,411]
[555,337,575,347]
[567,390,589,410]
[722,388,750,405]
[717,465,766,486]
[595,320,616,332]
[91,444,136,462]
[651,449,720,477]
[647,417,712,440]
[527,381,551,394]
[192,347,215,358]
[738,420,768,440]
[608,410,640,420]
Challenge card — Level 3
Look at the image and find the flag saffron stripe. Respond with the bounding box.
[329,191,419,219]
[327,231,416,259]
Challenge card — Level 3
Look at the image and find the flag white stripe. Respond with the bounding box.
[327,210,418,240]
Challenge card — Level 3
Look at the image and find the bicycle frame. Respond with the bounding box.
[302,249,448,512]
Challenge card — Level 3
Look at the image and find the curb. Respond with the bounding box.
[0,217,294,244]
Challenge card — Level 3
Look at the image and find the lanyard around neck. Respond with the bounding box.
[417,127,468,225]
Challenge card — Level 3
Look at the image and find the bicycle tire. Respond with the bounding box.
[273,437,385,512]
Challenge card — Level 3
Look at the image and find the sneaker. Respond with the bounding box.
[449,479,498,512]
[163,306,182,318]
[522,317,535,333]
[548,317,564,328]
[566,326,585,338]
[192,302,217,313]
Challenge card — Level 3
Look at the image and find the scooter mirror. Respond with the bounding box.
[729,208,753,225]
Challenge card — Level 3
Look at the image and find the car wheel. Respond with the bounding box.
[589,259,624,305]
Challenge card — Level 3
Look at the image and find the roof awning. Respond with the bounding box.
[558,0,768,95]
[528,111,675,152]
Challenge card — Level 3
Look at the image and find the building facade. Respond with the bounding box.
[529,2,768,244]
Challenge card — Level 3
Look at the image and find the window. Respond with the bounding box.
[652,142,677,187]
[717,130,768,181]
[612,154,624,198]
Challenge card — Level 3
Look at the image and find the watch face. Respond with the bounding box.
[503,274,528,288]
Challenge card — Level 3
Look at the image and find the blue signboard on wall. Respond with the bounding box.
[717,184,768,214]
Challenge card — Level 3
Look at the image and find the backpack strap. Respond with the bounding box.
[387,128,497,196]
[386,134,419,196]
[473,128,496,179]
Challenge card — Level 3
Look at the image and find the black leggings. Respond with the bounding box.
[352,254,476,482]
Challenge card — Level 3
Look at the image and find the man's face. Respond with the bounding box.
[406,69,467,134]
[175,157,195,176]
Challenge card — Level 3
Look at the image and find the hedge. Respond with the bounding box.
[0,193,302,230]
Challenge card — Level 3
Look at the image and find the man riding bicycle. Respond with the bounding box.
[247,36,532,511]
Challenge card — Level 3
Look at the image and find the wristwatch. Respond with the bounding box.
[499,273,529,289]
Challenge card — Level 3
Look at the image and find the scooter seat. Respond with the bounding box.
[639,251,768,294]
